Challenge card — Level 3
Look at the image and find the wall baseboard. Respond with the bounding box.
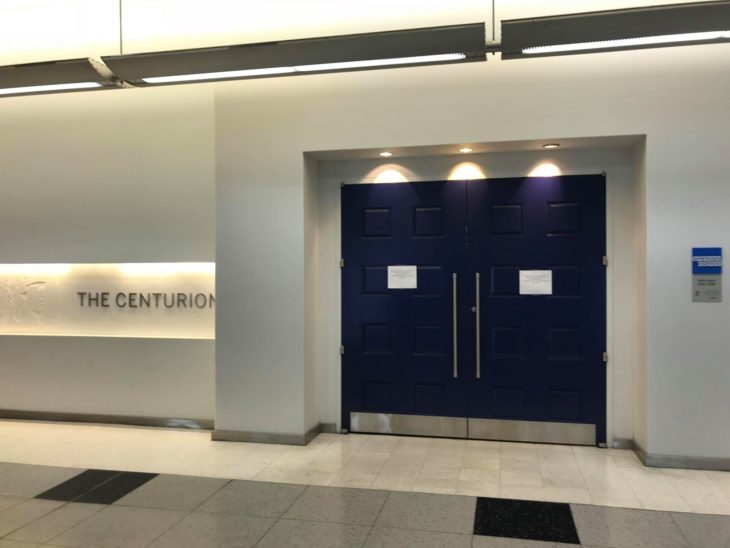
[611,437,634,449]
[212,422,329,446]
[633,441,730,472]
[0,409,213,430]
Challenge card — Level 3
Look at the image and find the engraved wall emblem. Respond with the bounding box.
[0,276,48,324]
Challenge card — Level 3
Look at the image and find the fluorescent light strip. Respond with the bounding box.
[523,30,730,55]
[142,53,466,84]
[0,81,102,96]
[295,53,466,72]
[143,66,296,84]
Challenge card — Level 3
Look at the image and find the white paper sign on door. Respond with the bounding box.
[387,265,417,289]
[519,270,552,295]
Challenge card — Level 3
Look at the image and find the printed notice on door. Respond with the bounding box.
[519,270,552,295]
[388,265,417,289]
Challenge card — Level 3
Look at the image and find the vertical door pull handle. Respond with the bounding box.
[476,272,481,379]
[452,273,458,378]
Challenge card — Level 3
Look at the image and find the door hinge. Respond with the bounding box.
[340,345,345,355]
[340,258,345,268]
[602,256,608,266]
[602,351,608,363]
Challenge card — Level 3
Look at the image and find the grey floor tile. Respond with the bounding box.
[671,511,730,548]
[6,503,104,544]
[0,465,80,498]
[284,486,389,526]
[365,527,472,547]
[147,511,274,548]
[197,480,305,518]
[113,474,229,511]
[374,492,476,534]
[472,536,579,547]
[0,500,63,537]
[47,505,185,548]
[571,504,688,548]
[256,519,370,548]
[0,497,24,513]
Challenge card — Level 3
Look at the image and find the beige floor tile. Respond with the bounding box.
[371,475,417,492]
[330,472,377,489]
[253,467,304,483]
[500,457,541,474]
[683,494,730,514]
[499,485,546,501]
[462,456,500,471]
[500,471,543,487]
[412,477,458,495]
[455,479,499,497]
[542,472,586,490]
[418,464,461,481]
[458,467,500,483]
[586,485,644,508]
[293,469,338,486]
[543,486,592,504]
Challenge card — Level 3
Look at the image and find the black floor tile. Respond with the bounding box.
[35,469,120,501]
[473,497,580,544]
[74,471,158,504]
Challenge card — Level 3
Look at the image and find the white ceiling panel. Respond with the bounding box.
[0,0,119,66]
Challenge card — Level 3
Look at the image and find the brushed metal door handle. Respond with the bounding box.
[452,272,458,378]
[476,272,481,379]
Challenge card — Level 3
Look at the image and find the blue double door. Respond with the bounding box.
[341,176,606,445]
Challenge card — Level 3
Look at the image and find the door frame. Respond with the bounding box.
[336,173,614,447]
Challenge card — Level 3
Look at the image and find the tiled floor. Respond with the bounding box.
[1,462,729,547]
[1,420,729,516]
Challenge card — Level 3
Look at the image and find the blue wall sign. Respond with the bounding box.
[692,247,723,275]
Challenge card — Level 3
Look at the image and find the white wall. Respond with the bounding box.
[646,124,730,459]
[0,337,214,420]
[304,156,320,430]
[215,42,730,458]
[315,147,638,443]
[633,139,649,451]
[0,0,729,458]
[0,86,215,420]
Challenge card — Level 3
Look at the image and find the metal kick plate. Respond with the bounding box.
[351,412,596,446]
[468,418,595,446]
[350,412,467,438]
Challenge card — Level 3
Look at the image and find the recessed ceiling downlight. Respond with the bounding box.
[458,147,473,153]
[542,143,560,149]
[379,151,393,158]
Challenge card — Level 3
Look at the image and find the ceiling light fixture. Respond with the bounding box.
[523,30,730,55]
[143,66,296,84]
[0,24,485,97]
[542,143,560,149]
[379,151,393,158]
[0,82,102,96]
[502,1,730,59]
[105,24,486,86]
[0,58,114,97]
[142,54,467,84]
[458,147,473,153]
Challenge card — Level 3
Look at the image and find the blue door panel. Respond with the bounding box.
[341,176,606,443]
[341,181,468,430]
[465,176,606,443]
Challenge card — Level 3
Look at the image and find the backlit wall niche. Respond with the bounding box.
[0,263,215,339]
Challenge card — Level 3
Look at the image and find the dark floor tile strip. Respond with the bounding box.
[75,471,158,504]
[35,469,121,501]
[473,497,580,544]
